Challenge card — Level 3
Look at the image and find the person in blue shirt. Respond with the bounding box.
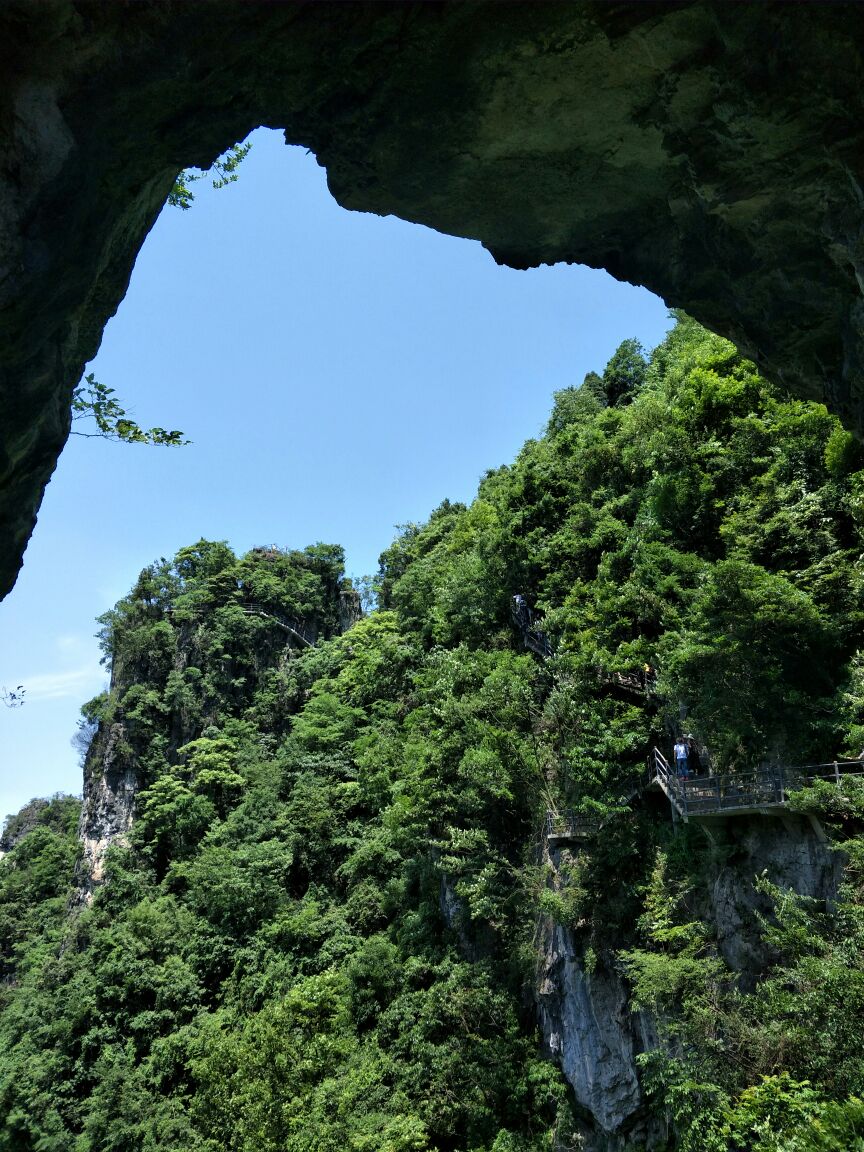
[674,738,689,778]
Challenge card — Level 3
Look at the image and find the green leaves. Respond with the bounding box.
[11,314,864,1150]
[724,1075,864,1152]
[601,336,647,407]
[168,141,252,211]
[71,374,189,446]
[662,560,837,765]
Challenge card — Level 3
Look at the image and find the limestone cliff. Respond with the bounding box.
[536,837,663,1151]
[702,812,843,983]
[74,543,358,894]
[535,812,842,1149]
[76,720,137,895]
[3,2,864,599]
[536,915,662,1151]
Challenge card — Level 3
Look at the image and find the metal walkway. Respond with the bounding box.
[596,668,658,697]
[240,605,316,647]
[649,746,864,822]
[511,595,553,659]
[544,809,602,847]
[166,601,318,648]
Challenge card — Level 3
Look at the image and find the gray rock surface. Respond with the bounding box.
[339,588,363,634]
[77,721,137,897]
[535,843,666,1150]
[535,812,842,1145]
[2,3,864,597]
[703,812,843,981]
[536,918,643,1141]
[0,796,52,852]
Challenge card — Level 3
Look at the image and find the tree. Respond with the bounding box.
[601,337,647,407]
[580,371,607,407]
[546,383,603,434]
[69,141,253,445]
[71,373,189,446]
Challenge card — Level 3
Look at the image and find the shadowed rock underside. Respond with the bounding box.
[2,1,863,596]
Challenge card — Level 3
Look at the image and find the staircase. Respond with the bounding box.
[511,596,553,659]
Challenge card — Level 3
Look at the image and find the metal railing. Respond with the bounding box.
[240,605,316,647]
[649,746,864,820]
[545,809,602,842]
[597,668,658,696]
[524,629,553,659]
[166,601,318,648]
[511,597,553,659]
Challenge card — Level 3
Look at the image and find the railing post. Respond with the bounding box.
[834,761,840,786]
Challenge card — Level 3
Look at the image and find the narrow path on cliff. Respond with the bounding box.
[649,746,864,821]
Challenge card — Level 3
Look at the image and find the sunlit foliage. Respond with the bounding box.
[3,318,864,1150]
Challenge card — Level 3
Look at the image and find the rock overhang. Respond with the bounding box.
[1,0,862,597]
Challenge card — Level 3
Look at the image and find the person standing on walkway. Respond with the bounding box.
[674,737,689,778]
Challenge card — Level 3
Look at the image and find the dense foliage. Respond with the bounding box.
[3,317,864,1150]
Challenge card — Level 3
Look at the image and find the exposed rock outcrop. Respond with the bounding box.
[0,796,52,852]
[74,545,357,894]
[701,812,843,983]
[536,841,665,1151]
[535,813,843,1146]
[339,588,363,634]
[2,3,864,598]
[536,917,662,1151]
[76,721,137,898]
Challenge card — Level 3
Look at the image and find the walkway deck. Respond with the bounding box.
[649,747,864,822]
[545,809,601,847]
[597,668,658,697]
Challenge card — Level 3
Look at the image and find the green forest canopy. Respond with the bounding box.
[3,316,864,1150]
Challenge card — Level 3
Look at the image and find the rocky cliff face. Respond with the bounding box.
[536,841,664,1151]
[339,588,363,634]
[75,542,359,895]
[76,721,137,898]
[535,812,842,1148]
[703,812,843,983]
[2,2,864,599]
[536,914,663,1151]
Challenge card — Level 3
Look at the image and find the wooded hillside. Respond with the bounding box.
[3,318,864,1150]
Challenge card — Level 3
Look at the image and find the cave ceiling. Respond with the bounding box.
[1,1,863,597]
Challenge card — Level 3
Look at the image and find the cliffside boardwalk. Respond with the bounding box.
[544,809,602,847]
[510,595,553,659]
[649,746,864,822]
[596,667,658,698]
[166,602,318,648]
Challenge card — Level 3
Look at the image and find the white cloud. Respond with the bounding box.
[20,665,107,701]
[55,634,87,653]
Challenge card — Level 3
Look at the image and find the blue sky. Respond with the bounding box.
[0,128,671,825]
